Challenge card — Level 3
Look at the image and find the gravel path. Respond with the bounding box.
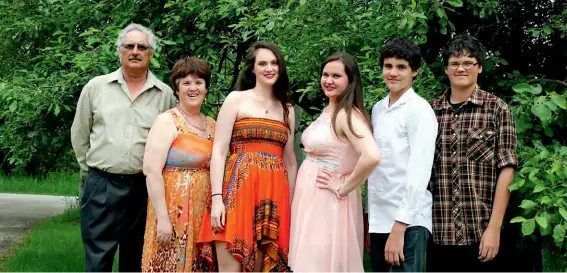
[0,193,75,256]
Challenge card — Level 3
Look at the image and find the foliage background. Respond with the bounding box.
[0,0,566,270]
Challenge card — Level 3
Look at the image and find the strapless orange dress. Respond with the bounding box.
[195,118,291,272]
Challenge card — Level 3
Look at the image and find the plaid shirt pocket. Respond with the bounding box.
[466,127,495,163]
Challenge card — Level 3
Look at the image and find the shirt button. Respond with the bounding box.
[455,114,458,118]
[453,152,456,155]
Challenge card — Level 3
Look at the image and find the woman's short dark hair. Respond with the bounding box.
[171,57,211,98]
[442,34,486,66]
[379,38,422,72]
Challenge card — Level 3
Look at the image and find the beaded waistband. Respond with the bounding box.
[305,155,339,171]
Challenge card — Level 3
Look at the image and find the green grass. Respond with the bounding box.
[0,171,78,196]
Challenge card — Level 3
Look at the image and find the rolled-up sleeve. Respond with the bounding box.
[495,102,518,169]
[70,82,93,180]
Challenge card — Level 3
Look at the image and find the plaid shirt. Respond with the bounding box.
[429,87,518,246]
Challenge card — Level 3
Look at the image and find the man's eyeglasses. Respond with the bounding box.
[447,62,479,70]
[121,43,153,52]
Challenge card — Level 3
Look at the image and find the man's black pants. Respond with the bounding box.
[426,241,503,272]
[80,168,147,272]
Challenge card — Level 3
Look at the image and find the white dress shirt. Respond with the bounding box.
[367,88,438,234]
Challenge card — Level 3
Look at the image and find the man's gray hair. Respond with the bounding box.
[116,23,157,53]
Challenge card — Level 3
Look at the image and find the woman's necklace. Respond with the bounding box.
[177,106,206,131]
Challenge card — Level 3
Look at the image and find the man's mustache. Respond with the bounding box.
[129,56,143,61]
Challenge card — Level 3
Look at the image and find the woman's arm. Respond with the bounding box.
[282,105,298,200]
[143,113,177,224]
[335,109,381,197]
[210,91,240,229]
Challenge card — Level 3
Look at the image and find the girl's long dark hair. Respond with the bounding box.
[321,52,371,138]
[234,41,292,129]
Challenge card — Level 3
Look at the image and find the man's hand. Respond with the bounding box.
[385,221,407,266]
[479,225,500,262]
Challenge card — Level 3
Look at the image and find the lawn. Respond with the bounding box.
[0,171,78,196]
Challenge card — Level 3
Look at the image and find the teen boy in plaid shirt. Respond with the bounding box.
[427,34,518,271]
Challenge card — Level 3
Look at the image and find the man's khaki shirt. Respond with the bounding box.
[71,68,177,178]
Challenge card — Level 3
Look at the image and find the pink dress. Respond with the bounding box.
[289,111,364,272]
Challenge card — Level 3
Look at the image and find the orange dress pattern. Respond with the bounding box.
[196,118,291,272]
[142,109,215,272]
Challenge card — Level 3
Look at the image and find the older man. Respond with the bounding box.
[71,23,176,272]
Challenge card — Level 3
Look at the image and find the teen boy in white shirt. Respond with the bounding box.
[366,38,438,272]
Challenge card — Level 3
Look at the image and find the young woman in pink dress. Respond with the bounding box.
[288,52,381,272]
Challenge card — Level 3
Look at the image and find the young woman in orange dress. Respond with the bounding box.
[195,41,297,272]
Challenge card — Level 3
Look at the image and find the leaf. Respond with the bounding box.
[510,216,527,223]
[522,219,536,236]
[164,1,175,8]
[54,104,60,116]
[407,18,416,30]
[535,215,548,229]
[531,84,543,94]
[162,40,176,45]
[519,200,537,210]
[550,92,567,110]
[299,0,306,5]
[531,103,552,123]
[436,8,446,18]
[9,101,17,112]
[398,18,408,29]
[559,208,567,221]
[508,182,520,191]
[445,0,463,7]
[440,25,447,35]
[512,83,531,94]
[266,21,275,31]
[540,196,552,205]
[101,66,109,74]
[533,184,547,193]
[553,224,566,247]
[544,126,554,137]
[544,26,553,36]
[150,58,160,69]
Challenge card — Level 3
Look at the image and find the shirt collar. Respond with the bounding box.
[107,67,164,91]
[433,85,484,110]
[383,87,416,110]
